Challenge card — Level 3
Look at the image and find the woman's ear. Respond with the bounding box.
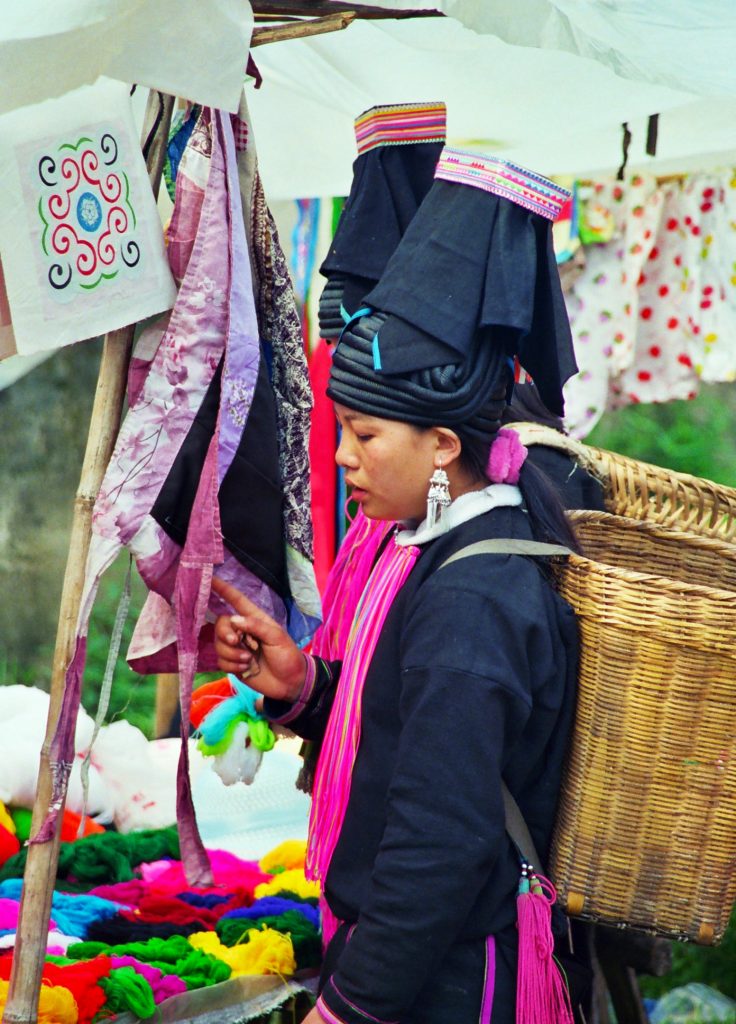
[434,428,462,467]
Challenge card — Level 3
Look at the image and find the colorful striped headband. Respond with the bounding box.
[354,102,447,156]
[435,148,570,221]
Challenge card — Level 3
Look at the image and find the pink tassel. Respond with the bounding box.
[311,508,392,662]
[516,867,574,1024]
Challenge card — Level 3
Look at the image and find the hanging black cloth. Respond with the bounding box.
[318,102,446,337]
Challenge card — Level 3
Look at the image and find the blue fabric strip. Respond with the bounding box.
[372,334,382,371]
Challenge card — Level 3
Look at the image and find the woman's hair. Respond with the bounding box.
[454,426,580,552]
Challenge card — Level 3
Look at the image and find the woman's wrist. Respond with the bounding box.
[289,652,316,707]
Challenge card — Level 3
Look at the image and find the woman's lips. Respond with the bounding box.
[347,482,369,502]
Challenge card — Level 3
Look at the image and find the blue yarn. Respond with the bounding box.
[0,879,123,938]
[197,676,264,747]
[223,896,320,931]
[176,891,233,909]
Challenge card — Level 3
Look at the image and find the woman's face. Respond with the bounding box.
[334,403,439,522]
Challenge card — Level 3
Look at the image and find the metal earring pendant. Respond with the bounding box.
[426,462,451,529]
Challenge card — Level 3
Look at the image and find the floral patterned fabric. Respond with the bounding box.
[233,94,317,637]
[564,170,736,437]
[38,108,320,881]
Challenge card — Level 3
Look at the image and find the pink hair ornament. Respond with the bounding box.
[487,428,528,485]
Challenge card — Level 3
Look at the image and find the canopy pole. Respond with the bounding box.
[2,89,174,1024]
[251,11,356,45]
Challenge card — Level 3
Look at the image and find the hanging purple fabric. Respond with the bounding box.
[33,110,302,886]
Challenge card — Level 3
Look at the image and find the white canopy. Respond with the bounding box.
[247,2,736,199]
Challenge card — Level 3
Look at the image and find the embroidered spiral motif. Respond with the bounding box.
[35,129,141,294]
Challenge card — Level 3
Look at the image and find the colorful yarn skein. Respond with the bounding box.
[190,676,276,786]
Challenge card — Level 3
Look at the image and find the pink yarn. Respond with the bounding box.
[487,428,528,485]
[0,899,58,933]
[153,973,188,1003]
[515,873,573,1024]
[139,850,269,893]
[111,955,187,1003]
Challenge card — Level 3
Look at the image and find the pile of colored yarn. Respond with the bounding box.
[190,675,276,785]
[0,833,320,1021]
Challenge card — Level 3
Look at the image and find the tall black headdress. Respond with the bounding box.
[318,102,446,339]
[328,149,577,432]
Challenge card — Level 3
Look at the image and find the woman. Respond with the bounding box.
[213,149,580,1024]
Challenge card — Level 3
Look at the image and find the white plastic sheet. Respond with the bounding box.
[0,0,253,116]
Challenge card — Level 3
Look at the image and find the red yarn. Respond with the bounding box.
[0,824,20,867]
[121,894,217,929]
[0,955,111,1024]
[88,880,147,905]
[124,887,252,928]
[516,872,573,1024]
[190,678,237,729]
[60,810,105,844]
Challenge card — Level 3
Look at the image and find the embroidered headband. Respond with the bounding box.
[354,102,447,156]
[435,148,570,221]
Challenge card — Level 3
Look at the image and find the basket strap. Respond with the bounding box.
[439,538,572,570]
[438,537,570,872]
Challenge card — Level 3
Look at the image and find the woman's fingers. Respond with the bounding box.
[212,578,284,645]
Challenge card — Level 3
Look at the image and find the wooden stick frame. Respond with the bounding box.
[1,90,175,1024]
[252,11,357,45]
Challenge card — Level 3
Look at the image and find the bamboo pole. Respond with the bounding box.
[155,673,181,738]
[251,11,356,45]
[2,89,174,1024]
[251,1,443,17]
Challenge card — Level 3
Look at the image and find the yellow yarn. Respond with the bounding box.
[189,929,295,977]
[0,801,15,836]
[254,867,320,901]
[259,839,307,874]
[0,978,78,1023]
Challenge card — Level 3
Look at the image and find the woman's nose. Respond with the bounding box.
[335,433,358,469]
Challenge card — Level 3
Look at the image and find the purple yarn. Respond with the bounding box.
[224,896,320,930]
[176,891,233,909]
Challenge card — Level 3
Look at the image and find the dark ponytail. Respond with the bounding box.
[455,427,580,553]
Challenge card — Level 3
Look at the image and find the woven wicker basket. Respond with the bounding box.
[511,421,736,540]
[550,510,736,944]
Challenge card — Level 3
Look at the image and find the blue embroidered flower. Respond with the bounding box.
[76,191,102,232]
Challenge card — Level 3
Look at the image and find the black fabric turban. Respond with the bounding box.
[327,155,577,430]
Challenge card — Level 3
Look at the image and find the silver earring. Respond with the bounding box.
[426,460,451,529]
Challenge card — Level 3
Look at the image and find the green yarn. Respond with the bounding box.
[0,826,179,889]
[44,955,75,966]
[101,966,157,1019]
[67,935,192,965]
[175,949,231,989]
[66,934,231,988]
[216,912,321,970]
[9,807,32,844]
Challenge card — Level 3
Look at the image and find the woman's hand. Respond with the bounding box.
[212,577,307,704]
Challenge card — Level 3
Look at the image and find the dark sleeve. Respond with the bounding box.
[262,655,341,742]
[319,556,555,1024]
